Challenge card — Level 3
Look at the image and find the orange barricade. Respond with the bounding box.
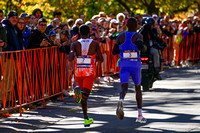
[98,39,120,79]
[0,47,69,116]
[163,32,200,66]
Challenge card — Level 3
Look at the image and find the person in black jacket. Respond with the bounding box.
[27,18,52,49]
[140,17,167,80]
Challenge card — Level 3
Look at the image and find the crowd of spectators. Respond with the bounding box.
[0,9,199,54]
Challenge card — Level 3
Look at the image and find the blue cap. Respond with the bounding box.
[49,30,57,36]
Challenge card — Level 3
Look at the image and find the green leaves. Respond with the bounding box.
[0,0,198,22]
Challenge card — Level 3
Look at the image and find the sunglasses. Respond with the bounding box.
[40,24,47,27]
[18,22,25,25]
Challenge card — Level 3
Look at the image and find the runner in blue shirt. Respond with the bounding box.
[113,17,147,123]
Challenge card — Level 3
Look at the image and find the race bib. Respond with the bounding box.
[77,56,91,68]
[123,50,138,59]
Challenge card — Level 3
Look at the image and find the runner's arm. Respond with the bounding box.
[136,34,147,52]
[68,42,75,61]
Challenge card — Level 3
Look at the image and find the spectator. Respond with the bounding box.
[53,11,62,21]
[0,9,6,107]
[67,19,74,30]
[109,19,119,39]
[27,15,37,31]
[54,26,62,34]
[109,13,116,20]
[20,13,30,25]
[99,12,107,18]
[194,20,200,33]
[86,21,98,40]
[0,9,7,51]
[91,15,100,23]
[90,16,99,34]
[152,14,158,23]
[60,30,70,54]
[97,17,107,43]
[193,16,199,26]
[70,18,83,41]
[2,11,20,105]
[2,11,21,51]
[32,8,43,19]
[159,19,165,33]
[164,15,170,24]
[158,11,165,24]
[27,18,51,49]
[20,13,31,49]
[143,13,151,17]
[163,23,173,36]
[79,13,85,22]
[154,21,162,36]
[135,14,142,23]
[60,22,69,31]
[15,17,25,50]
[32,8,43,24]
[116,13,126,32]
[45,18,60,34]
[48,30,61,47]
[123,12,129,23]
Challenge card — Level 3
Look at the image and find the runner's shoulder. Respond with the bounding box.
[118,32,126,38]
[72,40,81,46]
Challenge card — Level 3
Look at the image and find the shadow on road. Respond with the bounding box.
[0,66,200,132]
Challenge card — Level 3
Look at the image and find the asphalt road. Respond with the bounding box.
[0,66,200,133]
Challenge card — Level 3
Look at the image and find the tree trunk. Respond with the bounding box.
[146,0,159,15]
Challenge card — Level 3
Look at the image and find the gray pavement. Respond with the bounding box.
[0,66,200,133]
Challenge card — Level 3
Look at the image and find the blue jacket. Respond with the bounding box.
[23,26,31,49]
[14,25,24,50]
[2,19,21,51]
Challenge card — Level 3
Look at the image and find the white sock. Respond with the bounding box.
[119,99,124,102]
[138,109,142,117]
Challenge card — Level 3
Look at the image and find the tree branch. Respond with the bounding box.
[173,4,192,13]
[141,0,148,6]
[117,0,131,12]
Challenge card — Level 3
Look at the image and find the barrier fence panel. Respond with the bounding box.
[0,47,69,116]
[98,39,120,80]
[162,32,200,66]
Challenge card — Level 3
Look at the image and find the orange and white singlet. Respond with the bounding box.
[75,38,96,77]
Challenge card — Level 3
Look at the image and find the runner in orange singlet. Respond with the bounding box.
[69,24,103,127]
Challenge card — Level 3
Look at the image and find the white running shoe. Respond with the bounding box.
[136,116,147,123]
